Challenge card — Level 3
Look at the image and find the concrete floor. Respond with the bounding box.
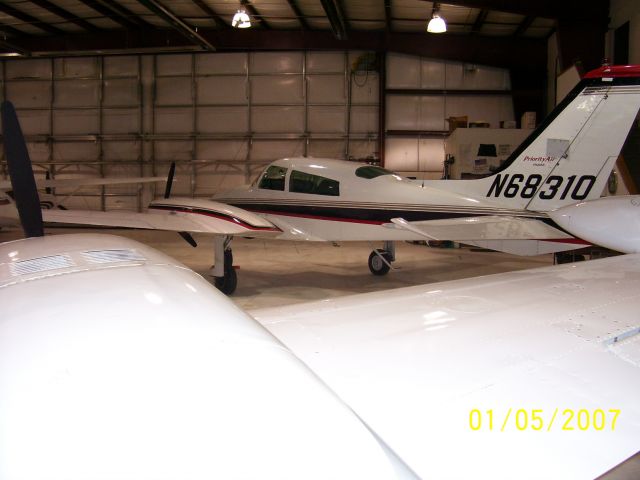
[1,226,554,310]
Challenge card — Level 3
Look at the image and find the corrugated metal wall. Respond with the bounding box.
[0,51,514,209]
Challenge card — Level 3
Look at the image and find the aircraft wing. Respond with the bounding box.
[42,200,281,237]
[0,176,165,191]
[251,254,640,479]
[385,215,573,241]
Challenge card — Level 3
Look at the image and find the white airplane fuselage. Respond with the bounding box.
[216,157,531,242]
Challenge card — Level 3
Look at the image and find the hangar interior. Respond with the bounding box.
[0,0,638,303]
[2,2,640,479]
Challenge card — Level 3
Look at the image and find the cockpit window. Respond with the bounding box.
[355,166,395,179]
[258,165,287,191]
[290,170,340,196]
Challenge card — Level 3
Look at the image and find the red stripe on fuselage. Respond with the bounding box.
[149,205,281,232]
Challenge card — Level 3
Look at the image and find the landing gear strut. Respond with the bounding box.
[211,236,237,295]
[368,241,395,276]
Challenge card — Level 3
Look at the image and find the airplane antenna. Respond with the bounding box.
[164,161,176,199]
[2,101,44,237]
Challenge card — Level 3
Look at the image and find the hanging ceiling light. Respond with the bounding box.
[232,9,251,28]
[427,3,447,33]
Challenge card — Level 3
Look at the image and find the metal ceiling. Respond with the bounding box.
[0,1,608,62]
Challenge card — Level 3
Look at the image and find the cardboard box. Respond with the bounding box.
[500,120,517,128]
[446,115,468,132]
[521,111,536,129]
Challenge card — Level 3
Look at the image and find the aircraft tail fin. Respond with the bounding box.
[431,65,640,212]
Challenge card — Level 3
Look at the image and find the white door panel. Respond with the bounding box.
[53,109,99,135]
[103,79,138,106]
[103,109,140,135]
[154,108,193,134]
[54,57,98,78]
[6,81,51,108]
[307,75,345,103]
[386,54,420,88]
[103,56,139,77]
[250,52,303,74]
[54,81,100,107]
[350,106,378,133]
[351,74,379,103]
[419,59,446,89]
[251,140,306,160]
[197,107,248,134]
[306,52,344,73]
[252,106,305,133]
[155,77,192,106]
[155,55,191,75]
[5,58,51,79]
[197,140,249,161]
[251,76,304,104]
[13,110,50,135]
[308,106,346,133]
[197,76,247,104]
[195,53,247,75]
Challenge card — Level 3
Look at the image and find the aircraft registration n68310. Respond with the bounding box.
[4,64,640,294]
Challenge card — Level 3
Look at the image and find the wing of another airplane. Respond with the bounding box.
[251,255,640,479]
[42,198,281,237]
[0,176,166,191]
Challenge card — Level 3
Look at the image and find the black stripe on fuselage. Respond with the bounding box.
[231,202,550,225]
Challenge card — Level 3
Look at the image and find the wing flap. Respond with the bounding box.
[386,215,572,241]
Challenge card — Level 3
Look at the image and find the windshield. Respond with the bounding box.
[355,166,395,179]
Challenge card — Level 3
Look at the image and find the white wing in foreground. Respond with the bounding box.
[251,254,640,479]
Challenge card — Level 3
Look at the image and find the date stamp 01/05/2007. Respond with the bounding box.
[468,408,621,432]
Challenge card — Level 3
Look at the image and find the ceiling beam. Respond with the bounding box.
[319,0,348,40]
[471,9,488,33]
[9,30,546,70]
[76,0,140,29]
[0,23,29,38]
[384,0,392,32]
[513,15,534,37]
[285,0,308,30]
[136,0,215,50]
[190,0,228,29]
[427,0,608,23]
[97,0,154,29]
[240,0,270,29]
[0,3,64,35]
[27,0,102,32]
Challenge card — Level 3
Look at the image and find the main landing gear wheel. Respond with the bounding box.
[214,266,237,295]
[368,249,392,276]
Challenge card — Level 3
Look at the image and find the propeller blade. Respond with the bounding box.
[164,162,176,199]
[1,101,44,238]
[178,231,197,248]
[45,170,52,195]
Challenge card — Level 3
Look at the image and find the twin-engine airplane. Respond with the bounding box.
[3,64,640,295]
[2,97,639,479]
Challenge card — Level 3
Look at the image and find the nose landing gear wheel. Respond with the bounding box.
[368,249,392,276]
[215,267,237,295]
